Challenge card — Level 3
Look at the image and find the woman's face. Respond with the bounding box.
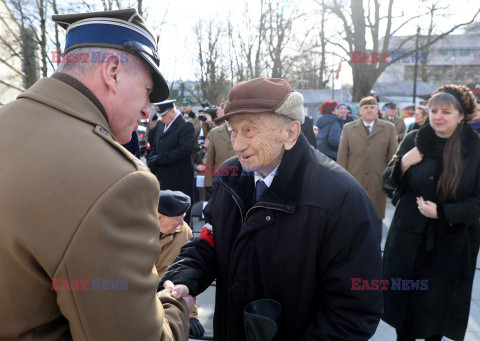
[337,105,348,119]
[429,102,464,138]
[414,108,428,125]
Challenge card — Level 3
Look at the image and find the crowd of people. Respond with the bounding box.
[1,7,480,341]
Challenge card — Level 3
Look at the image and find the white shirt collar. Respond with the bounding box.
[164,112,181,132]
[362,120,375,129]
[254,165,279,188]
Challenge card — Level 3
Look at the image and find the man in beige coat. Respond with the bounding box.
[0,9,191,340]
[382,102,406,142]
[154,190,204,338]
[338,96,398,235]
[204,123,236,188]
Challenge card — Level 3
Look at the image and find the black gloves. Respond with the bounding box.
[189,317,205,338]
[147,155,159,169]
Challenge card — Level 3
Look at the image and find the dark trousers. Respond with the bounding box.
[396,330,442,341]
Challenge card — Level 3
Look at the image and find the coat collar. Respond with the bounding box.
[215,134,310,216]
[416,122,479,158]
[217,124,231,144]
[157,114,183,138]
[353,118,387,139]
[18,77,110,133]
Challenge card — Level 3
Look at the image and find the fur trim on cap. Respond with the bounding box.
[276,91,305,124]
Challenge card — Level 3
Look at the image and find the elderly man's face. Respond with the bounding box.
[158,213,185,235]
[160,108,177,126]
[386,107,396,117]
[229,114,289,176]
[110,59,152,144]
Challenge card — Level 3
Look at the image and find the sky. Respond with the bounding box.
[144,0,478,88]
[52,0,478,87]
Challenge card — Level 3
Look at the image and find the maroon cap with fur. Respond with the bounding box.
[216,78,305,124]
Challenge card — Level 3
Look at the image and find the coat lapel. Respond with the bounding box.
[369,119,385,139]
[218,124,231,144]
[353,119,369,139]
[161,115,182,139]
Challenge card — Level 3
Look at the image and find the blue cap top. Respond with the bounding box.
[52,9,168,102]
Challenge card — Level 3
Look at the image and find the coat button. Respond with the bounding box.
[266,216,271,221]
[366,172,369,175]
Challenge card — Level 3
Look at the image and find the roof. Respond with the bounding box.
[373,81,436,97]
[296,89,352,105]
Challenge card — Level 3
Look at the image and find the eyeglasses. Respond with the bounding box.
[123,40,159,66]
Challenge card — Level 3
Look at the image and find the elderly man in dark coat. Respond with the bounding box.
[147,100,195,219]
[160,78,383,340]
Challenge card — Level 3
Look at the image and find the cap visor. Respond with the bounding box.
[137,50,169,103]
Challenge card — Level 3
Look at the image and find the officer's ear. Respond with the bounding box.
[284,121,301,151]
[101,53,121,96]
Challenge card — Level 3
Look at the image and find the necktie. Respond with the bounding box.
[365,124,371,135]
[255,180,268,203]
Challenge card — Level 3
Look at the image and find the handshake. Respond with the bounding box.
[160,280,204,338]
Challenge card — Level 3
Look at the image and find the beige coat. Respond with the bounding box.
[155,222,198,320]
[0,77,189,340]
[337,118,398,220]
[204,124,236,187]
[383,116,406,141]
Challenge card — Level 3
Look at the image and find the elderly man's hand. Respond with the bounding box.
[161,280,196,314]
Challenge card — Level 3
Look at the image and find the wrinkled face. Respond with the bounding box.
[337,105,348,119]
[160,109,176,126]
[429,102,464,138]
[158,213,185,235]
[386,107,396,117]
[182,104,192,114]
[360,104,377,124]
[229,113,287,176]
[414,108,428,125]
[110,62,152,144]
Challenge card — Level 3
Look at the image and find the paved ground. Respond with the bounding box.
[190,198,480,340]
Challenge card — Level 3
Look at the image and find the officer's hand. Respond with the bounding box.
[147,155,159,168]
[189,317,205,338]
[163,280,196,314]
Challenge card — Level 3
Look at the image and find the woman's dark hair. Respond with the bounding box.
[429,92,464,201]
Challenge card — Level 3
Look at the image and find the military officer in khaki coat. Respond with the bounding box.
[204,122,236,188]
[338,96,398,232]
[0,9,191,340]
[154,190,204,338]
[382,102,406,142]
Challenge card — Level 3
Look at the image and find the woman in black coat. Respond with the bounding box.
[382,85,480,341]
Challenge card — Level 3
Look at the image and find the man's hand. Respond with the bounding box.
[416,196,438,219]
[401,147,423,174]
[147,155,159,168]
[162,280,196,314]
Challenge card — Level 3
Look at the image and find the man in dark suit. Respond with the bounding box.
[147,100,195,221]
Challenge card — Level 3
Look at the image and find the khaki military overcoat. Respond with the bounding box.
[337,118,398,220]
[155,222,198,320]
[0,76,189,340]
[382,116,406,141]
